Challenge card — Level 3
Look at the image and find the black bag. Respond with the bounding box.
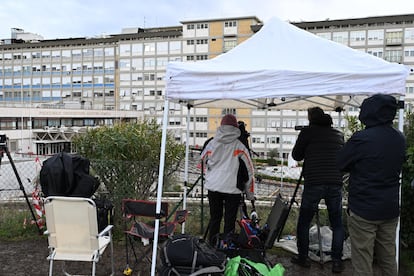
[263,194,290,249]
[94,197,114,232]
[161,234,226,273]
[40,152,99,197]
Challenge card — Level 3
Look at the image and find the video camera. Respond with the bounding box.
[238,121,250,149]
[0,135,7,148]
[238,121,250,138]
[294,125,309,131]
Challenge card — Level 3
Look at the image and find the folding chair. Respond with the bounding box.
[44,196,114,276]
[122,199,188,274]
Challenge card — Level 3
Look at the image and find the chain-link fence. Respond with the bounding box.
[0,152,305,236]
[0,154,44,202]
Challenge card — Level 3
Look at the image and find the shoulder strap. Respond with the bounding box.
[189,266,224,276]
[240,258,270,275]
[191,250,198,273]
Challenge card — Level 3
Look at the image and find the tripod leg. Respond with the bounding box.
[315,208,324,266]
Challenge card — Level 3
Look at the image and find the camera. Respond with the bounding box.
[0,134,6,146]
[294,125,309,131]
[238,121,250,151]
[238,121,250,138]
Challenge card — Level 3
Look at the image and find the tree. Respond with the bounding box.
[72,120,185,220]
[402,112,414,247]
[267,148,279,165]
[343,115,364,140]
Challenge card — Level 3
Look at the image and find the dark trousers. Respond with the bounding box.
[207,191,241,244]
[296,184,345,260]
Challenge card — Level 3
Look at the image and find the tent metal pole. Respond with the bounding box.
[150,99,170,276]
[396,96,404,272]
[182,105,191,234]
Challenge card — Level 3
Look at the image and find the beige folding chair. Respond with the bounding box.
[44,196,114,276]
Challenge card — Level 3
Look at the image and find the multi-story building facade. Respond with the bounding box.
[0,14,413,157]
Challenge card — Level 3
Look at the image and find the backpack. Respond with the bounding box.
[161,234,226,275]
[93,197,114,232]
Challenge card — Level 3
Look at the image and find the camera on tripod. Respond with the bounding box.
[294,125,309,131]
[0,134,7,148]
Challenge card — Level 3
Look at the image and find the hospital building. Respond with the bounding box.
[0,14,413,158]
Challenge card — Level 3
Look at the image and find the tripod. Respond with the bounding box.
[0,135,42,235]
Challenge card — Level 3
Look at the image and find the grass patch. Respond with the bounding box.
[0,203,43,241]
[1,199,413,274]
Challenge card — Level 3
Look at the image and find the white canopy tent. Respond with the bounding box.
[149,17,410,275]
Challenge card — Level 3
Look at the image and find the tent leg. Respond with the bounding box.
[151,99,170,276]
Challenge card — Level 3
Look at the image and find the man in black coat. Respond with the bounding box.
[337,94,406,276]
[291,107,345,273]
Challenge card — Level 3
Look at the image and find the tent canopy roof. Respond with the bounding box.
[165,17,410,110]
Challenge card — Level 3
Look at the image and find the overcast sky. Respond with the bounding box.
[1,0,414,40]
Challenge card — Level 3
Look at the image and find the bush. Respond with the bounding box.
[402,113,414,248]
[72,121,185,230]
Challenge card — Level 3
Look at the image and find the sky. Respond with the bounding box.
[1,0,414,40]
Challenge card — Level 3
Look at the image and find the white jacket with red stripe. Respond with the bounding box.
[201,125,255,200]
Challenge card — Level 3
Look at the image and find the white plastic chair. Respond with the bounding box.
[44,196,114,276]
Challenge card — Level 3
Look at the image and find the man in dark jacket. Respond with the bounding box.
[337,94,406,276]
[291,107,345,273]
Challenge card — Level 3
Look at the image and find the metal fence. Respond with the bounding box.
[0,153,303,203]
[0,154,45,202]
[0,152,306,237]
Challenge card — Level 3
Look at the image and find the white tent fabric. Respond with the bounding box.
[166,17,409,108]
[150,17,410,275]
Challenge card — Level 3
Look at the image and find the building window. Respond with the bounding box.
[385,31,403,45]
[144,43,156,55]
[332,32,348,45]
[186,56,194,61]
[156,41,168,54]
[350,31,366,43]
[187,40,195,45]
[196,39,208,45]
[224,39,237,52]
[169,41,181,54]
[404,48,414,57]
[190,116,207,122]
[316,32,331,40]
[187,24,195,30]
[404,28,414,43]
[224,21,237,28]
[384,50,402,63]
[367,48,383,58]
[406,84,414,94]
[222,108,236,115]
[144,58,156,69]
[144,73,156,81]
[196,23,208,29]
[190,132,207,138]
[131,43,142,55]
[367,29,384,44]
[196,55,208,60]
[120,44,131,56]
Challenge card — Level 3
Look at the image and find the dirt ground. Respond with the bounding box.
[0,237,362,276]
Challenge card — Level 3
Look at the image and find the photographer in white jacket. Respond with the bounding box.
[201,114,255,244]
